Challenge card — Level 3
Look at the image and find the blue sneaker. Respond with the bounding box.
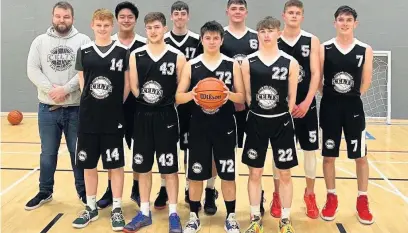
[123,211,152,233]
[169,213,182,233]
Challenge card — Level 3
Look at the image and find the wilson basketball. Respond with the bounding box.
[195,77,228,110]
[7,110,23,125]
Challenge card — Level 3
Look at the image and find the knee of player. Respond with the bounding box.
[355,156,368,166]
[164,173,178,180]
[109,167,124,174]
[323,157,336,165]
[278,169,292,183]
[249,168,263,181]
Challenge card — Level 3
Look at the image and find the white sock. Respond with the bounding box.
[87,195,97,210]
[161,178,166,187]
[281,208,291,219]
[250,205,261,217]
[140,202,150,216]
[358,191,368,196]
[185,181,189,191]
[112,198,122,210]
[327,189,336,194]
[169,203,177,216]
[206,177,215,189]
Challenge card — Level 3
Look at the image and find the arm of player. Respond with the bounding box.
[227,60,245,104]
[175,62,195,104]
[318,44,325,95]
[176,54,187,84]
[288,59,299,113]
[360,46,373,95]
[240,58,251,106]
[78,71,84,93]
[129,51,140,97]
[123,70,130,102]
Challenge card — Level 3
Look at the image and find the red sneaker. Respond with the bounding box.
[304,189,319,219]
[320,193,338,221]
[270,192,281,218]
[356,195,374,225]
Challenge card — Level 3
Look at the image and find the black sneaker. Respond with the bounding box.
[203,188,218,216]
[96,187,112,210]
[25,192,53,210]
[130,187,141,207]
[154,186,168,210]
[260,190,265,216]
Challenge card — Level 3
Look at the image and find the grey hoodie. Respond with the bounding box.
[27,26,91,106]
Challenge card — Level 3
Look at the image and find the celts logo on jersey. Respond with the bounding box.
[47,45,75,71]
[256,86,279,110]
[90,76,113,99]
[332,72,354,93]
[298,65,305,83]
[142,80,163,104]
[233,54,247,64]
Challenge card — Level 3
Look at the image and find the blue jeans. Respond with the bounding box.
[38,103,85,196]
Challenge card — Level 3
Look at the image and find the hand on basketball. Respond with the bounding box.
[191,85,199,105]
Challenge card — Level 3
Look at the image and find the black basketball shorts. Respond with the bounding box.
[242,111,298,170]
[234,108,248,148]
[320,96,367,159]
[123,94,137,149]
[76,133,125,169]
[177,103,191,152]
[132,105,179,174]
[187,115,237,181]
[293,98,319,151]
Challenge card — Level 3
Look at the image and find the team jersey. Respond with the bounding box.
[131,44,182,107]
[322,38,368,97]
[278,30,314,101]
[164,30,202,60]
[189,54,235,117]
[76,41,129,133]
[247,50,295,116]
[221,26,258,63]
[111,33,146,52]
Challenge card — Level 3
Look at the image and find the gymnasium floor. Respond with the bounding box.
[1,116,407,233]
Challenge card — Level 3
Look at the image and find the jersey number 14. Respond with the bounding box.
[110,58,123,72]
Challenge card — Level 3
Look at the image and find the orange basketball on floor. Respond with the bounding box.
[7,110,23,125]
[195,77,228,110]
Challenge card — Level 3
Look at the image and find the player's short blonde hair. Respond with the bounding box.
[92,8,114,23]
[256,16,281,31]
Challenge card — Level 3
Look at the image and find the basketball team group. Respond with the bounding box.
[25,0,375,232]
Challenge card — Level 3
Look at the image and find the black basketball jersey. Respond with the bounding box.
[78,41,129,133]
[247,51,295,116]
[131,44,181,107]
[278,30,313,101]
[189,54,235,117]
[111,33,146,52]
[164,31,202,61]
[221,27,258,63]
[323,38,368,97]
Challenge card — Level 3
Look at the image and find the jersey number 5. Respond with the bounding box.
[110,58,123,72]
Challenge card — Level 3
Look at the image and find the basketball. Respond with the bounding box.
[194,77,228,110]
[7,110,23,125]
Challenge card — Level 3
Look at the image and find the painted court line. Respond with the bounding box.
[40,213,64,233]
[0,166,40,196]
[336,223,347,233]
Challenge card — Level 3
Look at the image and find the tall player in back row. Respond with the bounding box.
[123,12,185,233]
[319,5,374,225]
[273,0,321,219]
[176,20,245,233]
[72,9,129,231]
[241,16,299,233]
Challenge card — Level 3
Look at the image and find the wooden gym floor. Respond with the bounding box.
[1,115,407,233]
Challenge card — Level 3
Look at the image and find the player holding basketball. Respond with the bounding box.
[176,20,245,233]
[97,1,146,210]
[72,9,129,231]
[270,0,320,219]
[123,12,185,233]
[241,16,299,233]
[319,5,374,225]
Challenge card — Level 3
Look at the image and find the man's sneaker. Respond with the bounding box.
[123,211,152,233]
[154,186,168,210]
[169,213,182,233]
[304,189,319,219]
[245,215,263,233]
[130,188,141,207]
[260,190,265,216]
[270,191,281,218]
[111,208,125,231]
[204,188,218,215]
[224,213,240,233]
[356,195,374,225]
[72,206,99,229]
[279,218,295,233]
[184,213,201,233]
[320,193,338,221]
[24,192,53,210]
[97,187,112,209]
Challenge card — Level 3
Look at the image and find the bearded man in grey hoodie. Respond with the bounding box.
[25,1,91,210]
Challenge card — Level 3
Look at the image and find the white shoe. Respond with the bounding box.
[184,213,201,233]
[224,213,240,233]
